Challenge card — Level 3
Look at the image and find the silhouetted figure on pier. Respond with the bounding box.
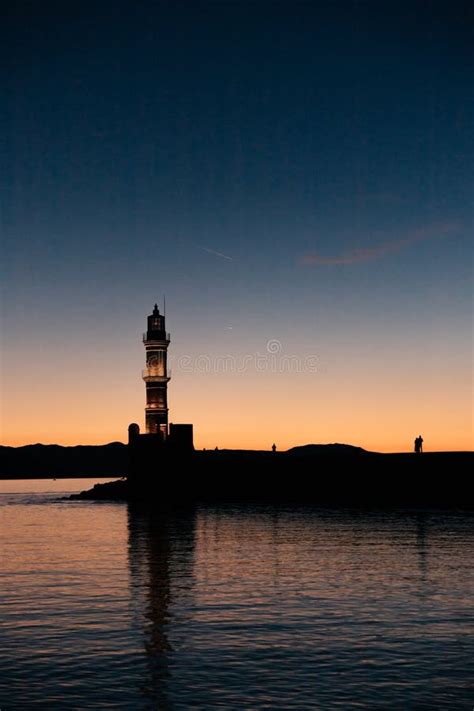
[272,443,277,452]
[414,435,424,454]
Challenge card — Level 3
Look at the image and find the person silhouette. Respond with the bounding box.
[414,435,424,454]
[271,443,277,453]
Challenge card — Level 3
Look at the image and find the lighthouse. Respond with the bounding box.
[142,304,170,436]
[128,306,193,476]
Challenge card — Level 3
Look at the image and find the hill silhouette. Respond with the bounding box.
[1,442,375,478]
[287,443,371,456]
[0,443,127,478]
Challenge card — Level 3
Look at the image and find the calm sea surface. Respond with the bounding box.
[1,479,473,710]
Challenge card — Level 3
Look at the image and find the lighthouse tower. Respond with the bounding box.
[142,304,170,437]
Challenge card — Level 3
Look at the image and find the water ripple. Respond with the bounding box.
[0,483,473,709]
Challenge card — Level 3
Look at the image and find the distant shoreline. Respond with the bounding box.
[0,442,472,479]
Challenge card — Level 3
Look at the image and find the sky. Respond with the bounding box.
[1,0,472,451]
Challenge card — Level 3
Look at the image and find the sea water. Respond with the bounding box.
[1,479,473,709]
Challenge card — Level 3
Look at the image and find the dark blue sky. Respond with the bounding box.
[2,1,472,448]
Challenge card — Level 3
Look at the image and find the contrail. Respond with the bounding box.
[198,245,233,261]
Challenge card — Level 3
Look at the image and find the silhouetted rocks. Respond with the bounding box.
[70,478,129,500]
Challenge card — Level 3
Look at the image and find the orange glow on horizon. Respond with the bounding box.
[1,364,472,453]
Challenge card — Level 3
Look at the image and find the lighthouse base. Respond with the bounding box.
[127,422,194,484]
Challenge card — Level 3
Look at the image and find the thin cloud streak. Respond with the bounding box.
[300,222,460,266]
[199,245,233,261]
